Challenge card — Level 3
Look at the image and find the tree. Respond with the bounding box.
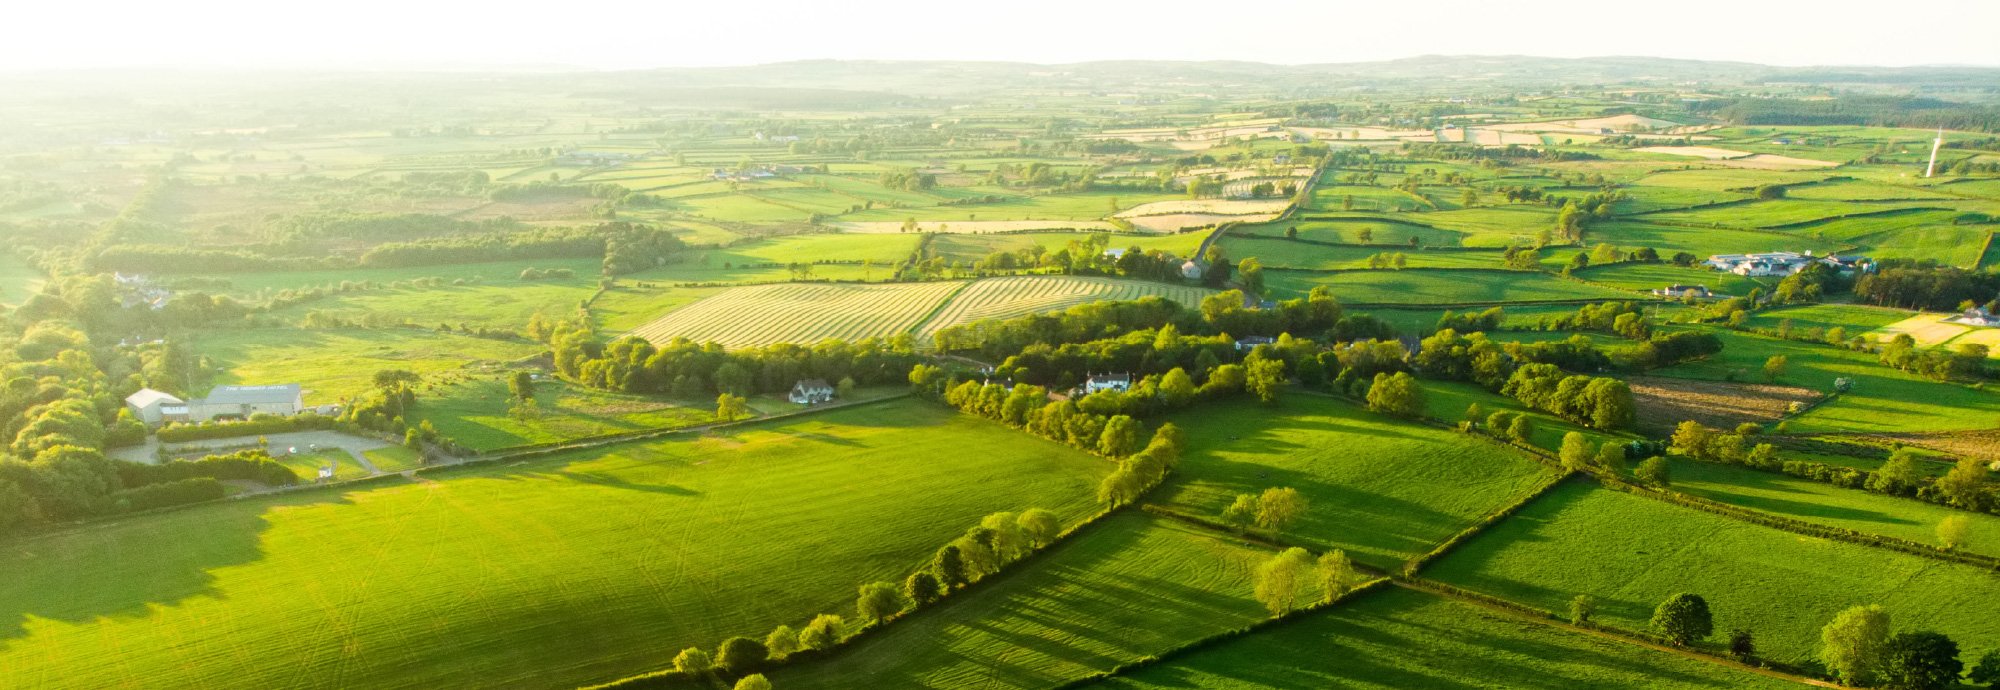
[716,393,750,422]
[1255,487,1307,533]
[1669,421,1714,459]
[1159,368,1197,407]
[1763,355,1788,383]
[1096,469,1146,506]
[857,581,908,623]
[1636,456,1671,488]
[1245,353,1287,403]
[1507,415,1536,444]
[905,571,943,606]
[734,675,772,690]
[1729,629,1757,662]
[1569,594,1597,625]
[1650,593,1712,646]
[1880,631,1963,690]
[1559,432,1593,471]
[1938,515,1972,551]
[798,614,844,651]
[373,369,421,390]
[1936,457,1990,511]
[1222,493,1259,531]
[1596,442,1628,473]
[1365,372,1424,417]
[763,625,799,659]
[1869,449,1925,495]
[715,637,769,674]
[1821,604,1892,687]
[1968,649,2000,689]
[1253,547,1315,615]
[1018,509,1061,547]
[674,646,714,675]
[509,371,536,400]
[1098,415,1143,457]
[1317,549,1358,601]
[932,544,968,589]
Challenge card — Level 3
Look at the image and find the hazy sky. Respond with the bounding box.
[11,0,1997,71]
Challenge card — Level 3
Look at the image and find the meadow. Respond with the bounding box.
[929,231,1206,263]
[628,281,963,348]
[769,512,1273,689]
[1263,269,1632,304]
[1427,481,2000,663]
[0,400,1112,689]
[1217,236,1504,270]
[417,376,722,451]
[1156,395,1555,570]
[1571,262,1768,296]
[196,328,543,403]
[1095,586,1812,690]
[265,278,601,330]
[182,257,606,298]
[1665,457,2000,558]
[0,252,45,306]
[915,276,1214,341]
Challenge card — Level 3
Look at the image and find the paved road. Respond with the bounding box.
[111,430,394,471]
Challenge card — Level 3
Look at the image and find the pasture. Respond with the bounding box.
[0,252,45,306]
[0,400,1112,690]
[628,281,963,348]
[1427,481,2000,663]
[769,512,1272,689]
[417,377,721,451]
[1157,395,1555,570]
[196,328,543,403]
[1571,262,1766,297]
[1263,269,1632,304]
[1239,216,1467,246]
[929,231,1206,263]
[1666,457,2000,559]
[1218,236,1504,270]
[915,276,1214,340]
[1096,586,1811,690]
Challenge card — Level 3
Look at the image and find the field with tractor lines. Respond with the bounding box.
[915,276,1216,340]
[628,282,964,347]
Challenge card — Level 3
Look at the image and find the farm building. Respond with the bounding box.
[1180,260,1204,280]
[1235,336,1276,351]
[1950,307,2000,327]
[1704,251,1870,277]
[1084,373,1133,395]
[182,384,305,423]
[788,379,835,405]
[1650,284,1715,298]
[123,388,185,426]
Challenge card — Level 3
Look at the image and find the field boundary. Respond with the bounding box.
[1400,470,1577,576]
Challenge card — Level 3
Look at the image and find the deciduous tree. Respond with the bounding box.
[1650,593,1712,646]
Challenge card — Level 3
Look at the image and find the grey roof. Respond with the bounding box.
[199,384,302,405]
[125,388,184,408]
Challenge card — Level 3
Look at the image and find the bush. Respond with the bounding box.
[116,477,227,512]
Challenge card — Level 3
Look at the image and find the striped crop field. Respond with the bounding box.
[915,275,1215,340]
[627,282,964,347]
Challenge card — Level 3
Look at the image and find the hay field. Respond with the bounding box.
[1633,146,1754,160]
[628,282,963,348]
[1867,313,1974,347]
[1115,199,1291,217]
[915,276,1214,340]
[836,220,1123,234]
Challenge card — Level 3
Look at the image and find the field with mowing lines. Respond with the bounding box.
[1666,458,2000,559]
[769,512,1273,689]
[692,233,921,266]
[1241,216,1467,246]
[1642,200,1930,229]
[197,328,543,403]
[1158,395,1555,570]
[0,400,1112,690]
[916,276,1214,340]
[1218,236,1503,270]
[930,231,1205,263]
[1096,586,1811,690]
[1586,221,1847,258]
[630,282,963,348]
[1264,269,1632,304]
[1428,481,2000,663]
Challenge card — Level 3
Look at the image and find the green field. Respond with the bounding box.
[266,277,602,329]
[1653,327,2000,433]
[770,512,1273,689]
[1095,586,1811,689]
[182,257,607,297]
[1218,236,1504,270]
[1156,395,1555,570]
[0,252,44,306]
[694,233,921,266]
[1239,216,1469,246]
[0,400,1112,689]
[418,377,722,451]
[1264,269,1633,304]
[629,281,963,347]
[916,276,1215,340]
[1666,457,2000,558]
[930,231,1205,263]
[197,328,543,403]
[1743,303,1917,334]
[1570,262,1767,296]
[1428,481,2000,663]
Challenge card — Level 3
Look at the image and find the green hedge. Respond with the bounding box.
[115,477,227,512]
[157,414,337,442]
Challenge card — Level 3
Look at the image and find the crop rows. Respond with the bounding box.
[915,276,1215,340]
[628,282,963,348]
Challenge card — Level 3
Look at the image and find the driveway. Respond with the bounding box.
[111,430,395,472]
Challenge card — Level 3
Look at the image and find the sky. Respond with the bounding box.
[9,0,1997,71]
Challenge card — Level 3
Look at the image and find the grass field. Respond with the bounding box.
[274,448,372,481]
[1095,586,1812,689]
[769,512,1273,689]
[629,281,963,347]
[694,233,921,266]
[591,285,727,332]
[197,328,543,403]
[1666,457,2000,558]
[1156,395,1555,570]
[1428,481,2000,663]
[1571,262,1767,296]
[184,258,606,297]
[417,377,721,451]
[1217,236,1504,270]
[915,276,1214,341]
[1264,269,1633,304]
[1652,327,2000,433]
[1745,303,1917,335]
[929,231,1205,263]
[0,400,1112,689]
[266,278,601,330]
[0,252,44,306]
[1239,216,1468,246]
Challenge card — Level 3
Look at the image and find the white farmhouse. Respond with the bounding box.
[1083,373,1133,395]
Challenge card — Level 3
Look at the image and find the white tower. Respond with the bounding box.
[1925,128,1944,178]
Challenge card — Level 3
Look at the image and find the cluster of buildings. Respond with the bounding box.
[112,273,170,311]
[708,164,807,182]
[124,384,319,426]
[1703,251,1871,277]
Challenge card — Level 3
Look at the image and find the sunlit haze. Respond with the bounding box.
[11,0,2000,70]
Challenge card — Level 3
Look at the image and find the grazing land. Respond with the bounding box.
[1264,269,1632,304]
[1667,457,2000,559]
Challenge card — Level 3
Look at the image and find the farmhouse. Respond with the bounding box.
[182,384,305,423]
[788,379,835,405]
[1950,307,2000,327]
[1650,284,1715,298]
[123,388,185,425]
[1083,373,1133,395]
[1704,251,1871,277]
[1235,335,1276,351]
[1180,260,1204,280]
